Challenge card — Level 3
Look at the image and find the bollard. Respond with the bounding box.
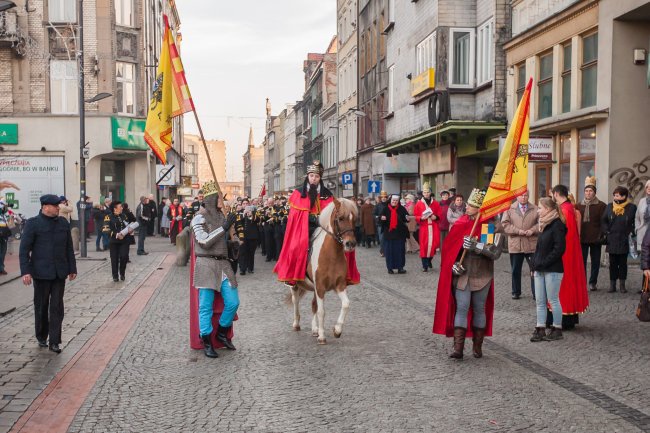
[175,226,191,266]
[71,227,80,252]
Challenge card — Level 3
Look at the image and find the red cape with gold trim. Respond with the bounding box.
[189,238,236,350]
[414,199,441,258]
[273,189,360,285]
[559,201,589,315]
[432,214,494,338]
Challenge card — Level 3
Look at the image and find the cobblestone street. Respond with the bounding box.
[1,238,649,432]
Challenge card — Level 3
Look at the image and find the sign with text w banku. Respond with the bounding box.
[479,78,532,222]
[144,15,194,164]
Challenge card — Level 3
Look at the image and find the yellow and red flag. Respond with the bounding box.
[144,15,194,163]
[480,77,532,222]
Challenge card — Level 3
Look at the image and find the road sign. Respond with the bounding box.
[342,172,353,185]
[156,164,175,186]
[82,148,90,159]
[368,180,382,194]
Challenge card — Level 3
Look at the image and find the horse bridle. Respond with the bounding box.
[322,208,354,245]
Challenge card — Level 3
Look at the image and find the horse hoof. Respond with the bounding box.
[318,338,327,345]
[293,325,301,331]
[333,328,342,338]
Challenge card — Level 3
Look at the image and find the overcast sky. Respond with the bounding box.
[176,1,337,182]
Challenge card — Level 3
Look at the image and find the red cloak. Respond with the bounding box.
[273,190,360,285]
[559,201,589,315]
[414,199,441,258]
[169,204,183,232]
[189,238,236,350]
[432,214,494,338]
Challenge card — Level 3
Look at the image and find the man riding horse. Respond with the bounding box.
[274,161,360,286]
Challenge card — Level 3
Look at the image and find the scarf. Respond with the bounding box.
[580,196,600,223]
[388,205,398,232]
[612,199,630,217]
[538,209,559,231]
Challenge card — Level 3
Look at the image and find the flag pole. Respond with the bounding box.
[458,212,482,266]
[190,107,219,187]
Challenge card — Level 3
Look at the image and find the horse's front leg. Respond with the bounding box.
[291,286,301,331]
[315,289,326,345]
[333,288,350,338]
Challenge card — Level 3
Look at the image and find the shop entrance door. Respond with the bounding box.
[100,160,126,202]
[535,164,553,200]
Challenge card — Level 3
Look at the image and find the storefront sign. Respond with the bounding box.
[528,137,553,162]
[111,117,148,151]
[420,145,453,174]
[177,187,193,196]
[0,156,65,218]
[0,124,18,144]
[411,68,435,97]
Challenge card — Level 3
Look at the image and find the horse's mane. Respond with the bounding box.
[319,198,358,231]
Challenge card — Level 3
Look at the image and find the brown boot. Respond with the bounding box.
[472,327,486,358]
[449,327,466,359]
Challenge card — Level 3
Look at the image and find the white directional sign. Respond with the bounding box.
[342,172,353,185]
[367,180,382,194]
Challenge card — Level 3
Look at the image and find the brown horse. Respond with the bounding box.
[289,198,358,344]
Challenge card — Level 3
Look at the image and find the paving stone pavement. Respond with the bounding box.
[68,245,649,432]
[0,238,170,433]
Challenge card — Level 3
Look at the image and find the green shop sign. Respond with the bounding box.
[111,117,148,151]
[0,124,18,144]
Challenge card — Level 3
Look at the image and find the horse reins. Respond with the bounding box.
[322,208,354,245]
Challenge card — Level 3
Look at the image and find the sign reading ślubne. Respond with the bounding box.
[528,137,553,162]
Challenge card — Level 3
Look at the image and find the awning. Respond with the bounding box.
[378,120,505,154]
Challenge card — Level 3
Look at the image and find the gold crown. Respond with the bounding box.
[584,176,597,189]
[467,188,486,208]
[201,180,221,197]
[306,160,324,176]
[379,190,388,198]
[422,182,431,193]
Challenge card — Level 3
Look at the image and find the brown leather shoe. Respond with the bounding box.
[472,327,486,358]
[449,327,466,359]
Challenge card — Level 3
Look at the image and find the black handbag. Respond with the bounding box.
[636,277,650,322]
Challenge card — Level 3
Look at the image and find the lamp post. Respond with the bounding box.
[77,0,111,258]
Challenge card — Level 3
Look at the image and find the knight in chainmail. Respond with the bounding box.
[191,180,238,358]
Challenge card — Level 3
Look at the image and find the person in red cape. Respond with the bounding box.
[274,161,360,286]
[433,188,502,360]
[414,182,441,272]
[168,198,183,245]
[552,184,589,329]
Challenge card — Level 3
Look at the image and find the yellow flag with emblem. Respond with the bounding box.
[480,78,532,222]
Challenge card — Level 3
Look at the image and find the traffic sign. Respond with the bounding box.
[156,164,176,186]
[367,180,382,194]
[341,172,353,185]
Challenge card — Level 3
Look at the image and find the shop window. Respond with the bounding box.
[48,0,76,23]
[538,52,553,119]
[416,31,436,76]
[116,62,136,115]
[516,62,526,105]
[559,133,571,188]
[50,60,78,114]
[477,20,493,85]
[449,28,475,88]
[581,32,598,108]
[562,43,571,113]
[577,127,596,201]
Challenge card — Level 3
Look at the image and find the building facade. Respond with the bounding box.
[242,127,265,198]
[0,0,183,219]
[283,106,297,192]
[506,0,650,203]
[184,133,226,185]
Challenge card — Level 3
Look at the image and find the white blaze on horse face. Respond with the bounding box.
[334,289,350,337]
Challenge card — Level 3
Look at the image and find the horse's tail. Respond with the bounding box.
[283,281,311,305]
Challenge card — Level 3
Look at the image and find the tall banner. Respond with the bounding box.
[480,78,532,222]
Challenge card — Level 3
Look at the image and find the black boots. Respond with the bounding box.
[608,280,617,293]
[619,279,627,293]
[530,327,545,342]
[472,327,485,358]
[200,334,218,358]
[216,325,236,351]
[449,327,466,359]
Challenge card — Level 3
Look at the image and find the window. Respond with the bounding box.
[48,0,76,23]
[477,20,493,85]
[537,52,553,119]
[559,133,571,188]
[115,0,134,27]
[516,63,526,105]
[116,62,136,115]
[577,127,596,201]
[449,28,475,87]
[561,43,572,113]
[581,33,598,108]
[50,60,78,114]
[360,33,366,75]
[388,65,395,113]
[416,32,436,76]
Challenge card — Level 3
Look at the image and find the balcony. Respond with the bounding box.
[0,11,20,46]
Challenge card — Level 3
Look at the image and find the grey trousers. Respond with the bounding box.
[454,283,490,329]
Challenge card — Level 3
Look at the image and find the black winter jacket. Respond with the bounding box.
[19,212,77,280]
[532,218,567,273]
[641,228,650,271]
[380,205,410,241]
[602,202,637,255]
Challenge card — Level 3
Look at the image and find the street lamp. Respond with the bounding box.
[77,0,111,258]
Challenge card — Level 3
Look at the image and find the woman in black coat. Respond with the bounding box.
[380,194,410,274]
[602,186,637,293]
[642,228,650,287]
[105,201,134,282]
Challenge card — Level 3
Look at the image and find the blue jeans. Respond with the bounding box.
[197,279,240,336]
[534,271,563,327]
[96,225,109,249]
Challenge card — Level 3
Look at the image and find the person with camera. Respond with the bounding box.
[104,201,134,282]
